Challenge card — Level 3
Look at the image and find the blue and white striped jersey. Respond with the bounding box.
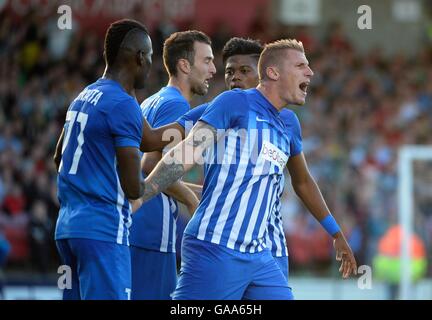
[183,89,291,253]
[55,78,143,245]
[129,86,190,252]
[266,109,302,257]
[177,99,303,256]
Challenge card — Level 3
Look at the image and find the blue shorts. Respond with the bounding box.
[274,256,289,281]
[173,234,293,300]
[130,246,177,300]
[56,238,131,300]
[273,255,294,299]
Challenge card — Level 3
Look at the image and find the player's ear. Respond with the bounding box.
[137,50,145,67]
[266,66,279,81]
[177,58,191,75]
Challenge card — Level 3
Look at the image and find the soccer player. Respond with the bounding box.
[129,30,216,300]
[168,38,295,294]
[140,39,357,300]
[53,19,153,300]
[175,38,298,284]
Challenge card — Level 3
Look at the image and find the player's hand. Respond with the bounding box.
[333,233,357,279]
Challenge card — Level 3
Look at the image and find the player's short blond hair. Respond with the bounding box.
[258,39,304,81]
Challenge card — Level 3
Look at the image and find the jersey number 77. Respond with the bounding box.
[59,110,88,174]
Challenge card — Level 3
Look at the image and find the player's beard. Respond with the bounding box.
[191,81,208,96]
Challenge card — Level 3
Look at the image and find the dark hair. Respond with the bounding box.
[163,30,211,77]
[222,37,263,65]
[104,19,149,67]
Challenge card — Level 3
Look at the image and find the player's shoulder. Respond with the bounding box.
[92,78,128,96]
[279,108,302,132]
[143,87,189,109]
[219,88,246,99]
[191,102,209,113]
[243,88,272,110]
[280,108,299,122]
[110,91,138,110]
[243,87,269,100]
[211,89,248,108]
[161,86,188,104]
[78,79,137,111]
[184,103,209,121]
[98,79,137,102]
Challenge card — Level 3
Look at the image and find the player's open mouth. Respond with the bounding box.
[204,79,210,88]
[299,82,309,94]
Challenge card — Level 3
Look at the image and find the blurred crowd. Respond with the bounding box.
[0,9,431,277]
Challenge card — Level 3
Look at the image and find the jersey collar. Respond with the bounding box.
[252,88,280,118]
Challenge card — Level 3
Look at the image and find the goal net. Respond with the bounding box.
[398,145,432,299]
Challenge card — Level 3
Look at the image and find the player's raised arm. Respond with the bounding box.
[287,152,357,278]
[141,120,217,202]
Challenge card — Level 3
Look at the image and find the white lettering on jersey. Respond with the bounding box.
[74,88,103,106]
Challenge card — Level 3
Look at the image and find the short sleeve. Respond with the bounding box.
[199,90,245,130]
[107,99,143,148]
[176,103,208,129]
[280,110,303,156]
[152,99,190,128]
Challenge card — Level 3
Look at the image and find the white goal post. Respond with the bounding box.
[398,145,432,300]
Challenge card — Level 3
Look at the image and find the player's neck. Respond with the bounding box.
[256,83,285,112]
[103,67,135,96]
[167,77,193,102]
